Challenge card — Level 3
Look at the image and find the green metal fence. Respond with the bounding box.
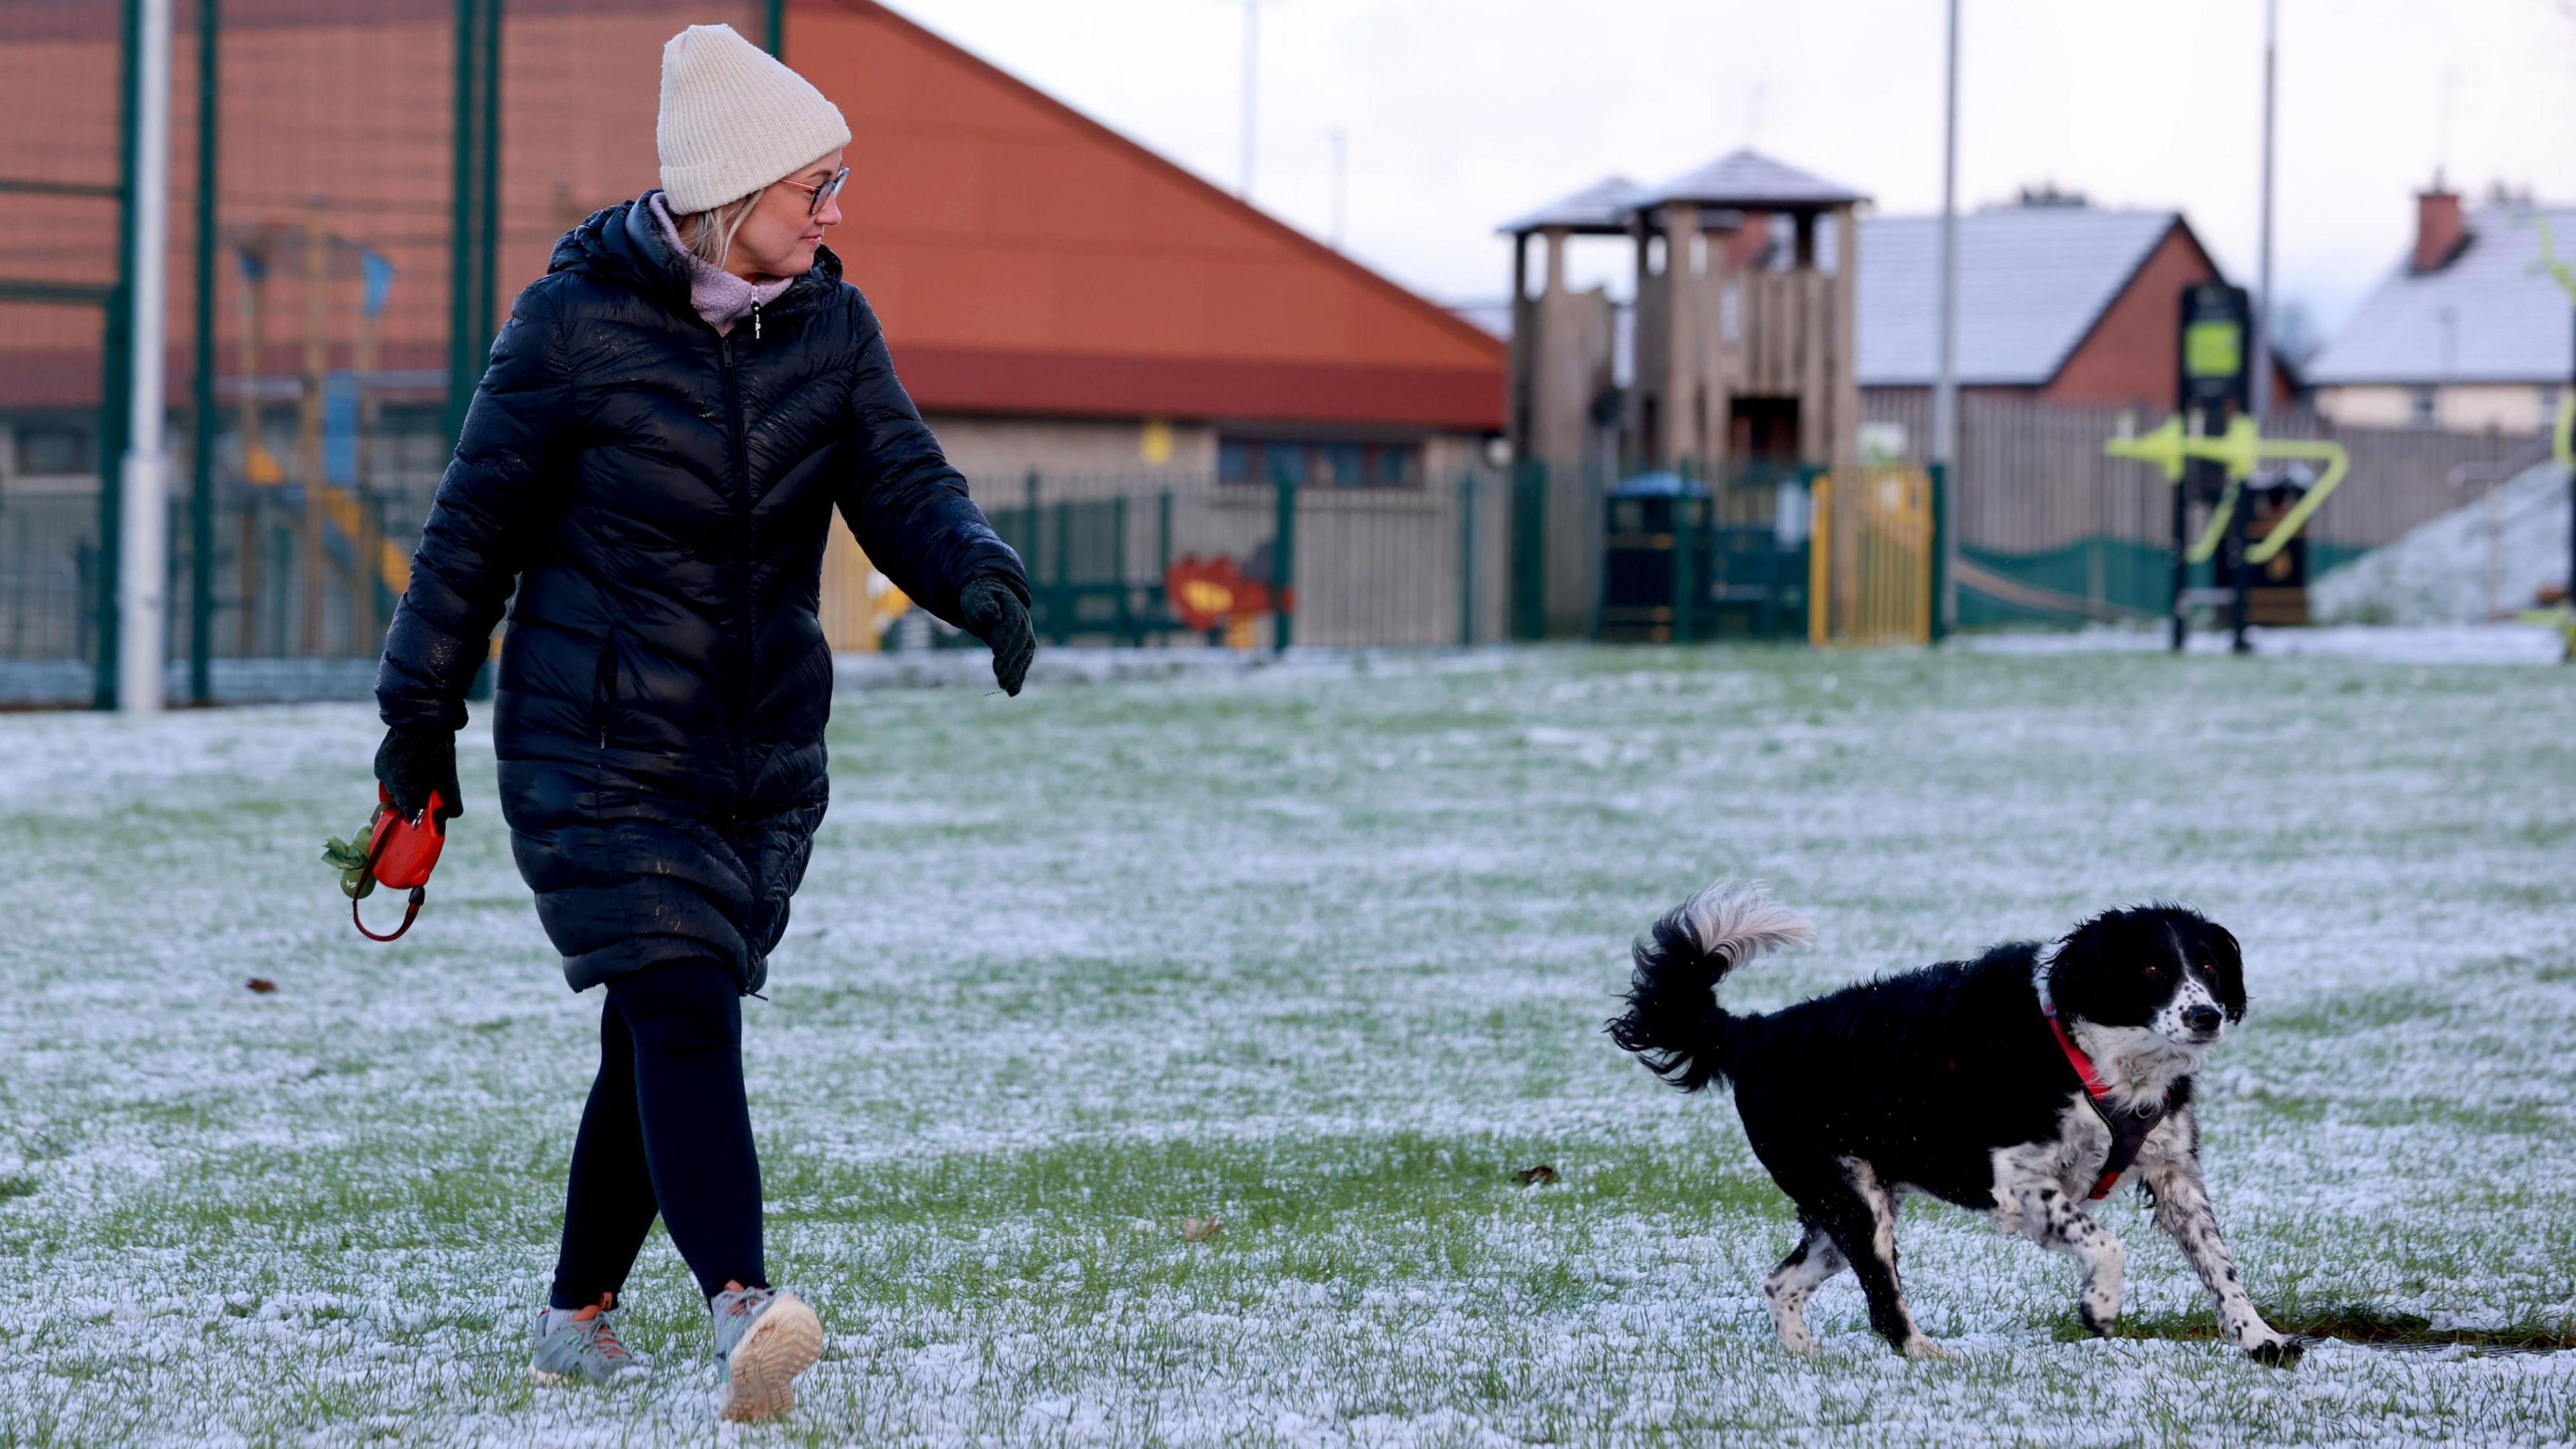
[0,0,769,708]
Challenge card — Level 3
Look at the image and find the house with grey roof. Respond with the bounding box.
[2304,188,2574,434]
[1495,177,2290,441]
[1857,196,2291,412]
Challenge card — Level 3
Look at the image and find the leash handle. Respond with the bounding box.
[348,788,443,943]
[353,885,425,942]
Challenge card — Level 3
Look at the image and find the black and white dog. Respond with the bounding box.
[1608,881,2298,1364]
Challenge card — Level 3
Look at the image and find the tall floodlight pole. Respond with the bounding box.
[2251,0,2277,426]
[1931,0,1961,632]
[1238,0,1259,199]
[188,0,218,704]
[119,0,174,714]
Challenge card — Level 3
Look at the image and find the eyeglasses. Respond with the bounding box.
[777,166,849,218]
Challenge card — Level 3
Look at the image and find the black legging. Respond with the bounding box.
[549,959,766,1308]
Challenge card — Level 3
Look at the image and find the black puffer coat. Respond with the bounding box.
[376,193,1028,994]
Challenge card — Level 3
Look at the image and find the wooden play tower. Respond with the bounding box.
[1503,150,1871,637]
[1505,149,1866,480]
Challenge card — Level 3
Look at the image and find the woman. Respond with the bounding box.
[370,23,1034,1419]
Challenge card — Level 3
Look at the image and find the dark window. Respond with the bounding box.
[1365,444,1417,488]
[16,425,89,476]
[1218,436,1422,488]
[1218,437,1254,483]
[1218,437,1304,485]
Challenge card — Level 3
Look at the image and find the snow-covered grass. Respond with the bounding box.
[2312,462,2571,626]
[1,645,2570,1446]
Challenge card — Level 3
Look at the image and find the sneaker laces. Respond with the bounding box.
[581,1313,634,1364]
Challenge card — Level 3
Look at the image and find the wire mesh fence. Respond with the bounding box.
[0,0,761,705]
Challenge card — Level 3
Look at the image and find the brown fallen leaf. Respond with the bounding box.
[1515,1165,1560,1187]
[246,978,277,994]
[1179,1216,1224,1242]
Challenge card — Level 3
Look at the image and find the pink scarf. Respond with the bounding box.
[649,192,794,337]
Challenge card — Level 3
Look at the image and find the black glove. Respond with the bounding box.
[959,575,1035,696]
[374,724,464,824]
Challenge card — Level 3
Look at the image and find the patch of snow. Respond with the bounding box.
[2310,462,2571,625]
[1953,622,2567,664]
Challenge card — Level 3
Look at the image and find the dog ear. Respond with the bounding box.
[2042,916,2109,1020]
[2204,920,2248,1022]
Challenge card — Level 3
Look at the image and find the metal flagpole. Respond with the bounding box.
[1931,0,1961,633]
[119,0,174,714]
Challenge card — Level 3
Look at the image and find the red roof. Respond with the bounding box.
[794,1,1502,428]
[0,0,1505,431]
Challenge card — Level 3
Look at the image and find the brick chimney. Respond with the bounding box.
[2412,185,2466,273]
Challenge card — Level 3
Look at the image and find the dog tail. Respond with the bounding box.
[1607,879,1813,1092]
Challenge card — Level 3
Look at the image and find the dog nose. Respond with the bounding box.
[2184,1004,2222,1035]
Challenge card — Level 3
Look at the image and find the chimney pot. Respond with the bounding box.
[2412,187,2465,274]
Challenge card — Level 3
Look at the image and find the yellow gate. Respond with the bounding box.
[1807,466,1933,647]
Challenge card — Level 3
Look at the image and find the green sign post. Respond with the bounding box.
[2174,283,2251,653]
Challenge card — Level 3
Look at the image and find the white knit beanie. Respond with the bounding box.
[657,23,852,214]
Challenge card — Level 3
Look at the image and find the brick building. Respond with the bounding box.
[0,0,1505,494]
[1857,196,2292,417]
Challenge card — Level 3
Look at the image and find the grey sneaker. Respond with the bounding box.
[711,1285,822,1421]
[528,1303,639,1385]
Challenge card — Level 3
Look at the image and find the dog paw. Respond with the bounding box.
[2078,1304,2116,1338]
[1900,1336,1952,1361]
[2244,1336,2304,1368]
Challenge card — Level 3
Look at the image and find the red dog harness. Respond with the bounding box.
[2040,995,2175,1200]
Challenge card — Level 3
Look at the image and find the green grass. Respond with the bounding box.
[0,644,2570,1445]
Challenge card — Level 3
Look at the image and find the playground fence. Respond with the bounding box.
[0,463,1530,704]
[881,468,1517,655]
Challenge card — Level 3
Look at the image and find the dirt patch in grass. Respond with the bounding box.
[2084,1304,2574,1353]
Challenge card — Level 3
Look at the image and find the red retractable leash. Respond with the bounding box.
[323,786,448,942]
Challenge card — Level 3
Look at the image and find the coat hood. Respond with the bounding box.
[547,191,844,321]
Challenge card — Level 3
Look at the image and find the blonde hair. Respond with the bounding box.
[680,187,765,270]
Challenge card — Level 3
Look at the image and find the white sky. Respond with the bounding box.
[883,0,2576,340]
